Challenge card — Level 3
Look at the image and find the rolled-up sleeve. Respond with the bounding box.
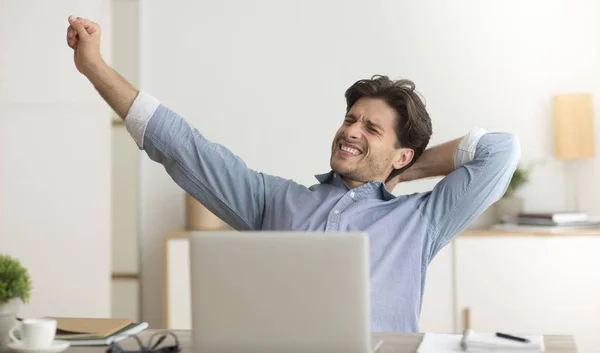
[125,91,161,149]
[421,129,521,262]
[454,127,488,168]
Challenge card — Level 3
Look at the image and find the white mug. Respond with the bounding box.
[9,318,57,348]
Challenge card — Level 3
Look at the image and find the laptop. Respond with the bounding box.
[188,231,383,353]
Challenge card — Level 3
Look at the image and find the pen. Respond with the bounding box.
[496,332,530,343]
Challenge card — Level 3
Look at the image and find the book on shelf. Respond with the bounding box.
[500,212,599,228]
[49,317,148,346]
[517,211,589,224]
[493,213,600,233]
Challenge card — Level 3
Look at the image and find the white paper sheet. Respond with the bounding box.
[417,332,544,353]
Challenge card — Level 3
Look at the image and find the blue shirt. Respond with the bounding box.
[125,92,521,332]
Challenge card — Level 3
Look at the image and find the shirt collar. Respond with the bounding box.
[315,171,336,184]
[314,171,396,201]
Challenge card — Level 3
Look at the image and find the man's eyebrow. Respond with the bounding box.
[345,113,384,131]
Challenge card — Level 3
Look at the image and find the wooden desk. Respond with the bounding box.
[67,330,578,353]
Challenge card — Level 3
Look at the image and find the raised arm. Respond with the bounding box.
[66,16,287,230]
[394,128,521,262]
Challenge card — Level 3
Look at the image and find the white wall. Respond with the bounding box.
[137,0,600,327]
[0,0,112,317]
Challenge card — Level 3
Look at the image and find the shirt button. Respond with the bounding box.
[350,192,356,198]
[333,209,340,214]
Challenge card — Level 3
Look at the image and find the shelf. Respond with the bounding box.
[462,227,600,237]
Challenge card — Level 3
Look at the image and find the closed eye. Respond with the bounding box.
[366,122,382,135]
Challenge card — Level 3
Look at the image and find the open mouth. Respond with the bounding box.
[338,142,363,156]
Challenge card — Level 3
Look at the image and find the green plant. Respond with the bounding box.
[0,254,32,303]
[504,164,532,198]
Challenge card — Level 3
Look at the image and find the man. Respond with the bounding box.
[66,16,520,332]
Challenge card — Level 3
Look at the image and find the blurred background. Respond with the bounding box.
[1,0,600,351]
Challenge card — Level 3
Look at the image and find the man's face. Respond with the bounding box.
[330,97,412,187]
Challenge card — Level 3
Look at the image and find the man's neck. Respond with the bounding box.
[340,177,365,189]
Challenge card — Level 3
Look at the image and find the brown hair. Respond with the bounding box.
[345,75,432,179]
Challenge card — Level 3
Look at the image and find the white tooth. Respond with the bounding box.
[341,145,360,155]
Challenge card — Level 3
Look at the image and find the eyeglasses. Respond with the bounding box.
[106,331,181,353]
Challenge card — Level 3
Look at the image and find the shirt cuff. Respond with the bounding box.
[125,91,161,149]
[454,127,488,169]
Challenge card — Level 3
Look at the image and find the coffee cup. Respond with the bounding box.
[9,318,57,349]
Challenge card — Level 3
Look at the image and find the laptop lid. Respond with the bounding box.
[188,231,372,353]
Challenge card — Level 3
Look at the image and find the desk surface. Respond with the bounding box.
[68,330,578,353]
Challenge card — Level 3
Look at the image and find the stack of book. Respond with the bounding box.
[494,212,600,232]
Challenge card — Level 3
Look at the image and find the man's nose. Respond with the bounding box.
[344,122,362,140]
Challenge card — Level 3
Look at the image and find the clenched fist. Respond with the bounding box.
[66,15,104,75]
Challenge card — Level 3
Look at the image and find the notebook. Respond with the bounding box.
[47,317,148,346]
[64,322,149,346]
[417,331,544,352]
[50,317,133,339]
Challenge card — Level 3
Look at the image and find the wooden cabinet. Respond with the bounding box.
[453,233,600,353]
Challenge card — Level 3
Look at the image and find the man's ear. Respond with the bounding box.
[392,148,414,170]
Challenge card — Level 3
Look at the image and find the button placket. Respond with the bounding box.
[324,194,354,231]
[325,209,341,231]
